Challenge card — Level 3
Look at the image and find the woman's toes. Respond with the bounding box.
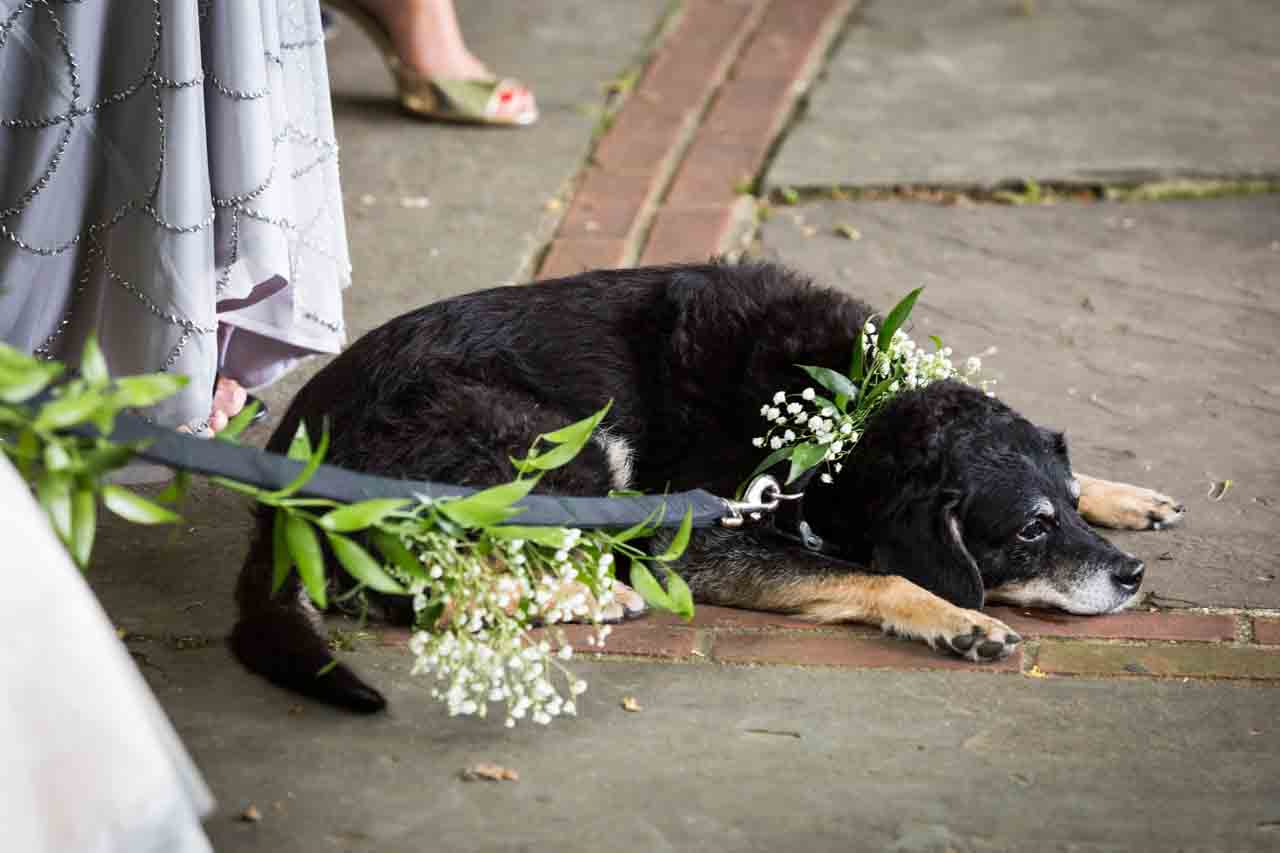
[213,377,248,418]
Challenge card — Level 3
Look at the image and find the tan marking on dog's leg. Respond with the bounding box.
[753,575,1020,662]
[1075,473,1186,530]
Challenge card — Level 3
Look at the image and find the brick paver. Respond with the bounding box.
[1036,641,1280,680]
[1254,618,1280,645]
[710,631,1024,672]
[537,0,855,276]
[987,607,1238,643]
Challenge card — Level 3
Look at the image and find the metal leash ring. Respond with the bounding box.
[720,474,804,528]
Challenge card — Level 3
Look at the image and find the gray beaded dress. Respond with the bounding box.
[0,0,350,430]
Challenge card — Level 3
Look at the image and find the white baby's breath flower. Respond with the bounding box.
[752,436,765,448]
[783,430,796,442]
[770,436,784,450]
[787,402,802,414]
[773,391,786,404]
[802,387,815,400]
[820,473,833,484]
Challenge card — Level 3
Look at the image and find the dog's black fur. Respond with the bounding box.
[233,261,1156,711]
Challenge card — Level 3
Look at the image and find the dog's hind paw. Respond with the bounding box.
[535,580,647,625]
[939,610,1021,663]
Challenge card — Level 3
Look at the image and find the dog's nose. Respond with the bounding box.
[1112,556,1145,592]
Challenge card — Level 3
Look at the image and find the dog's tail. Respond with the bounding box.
[229,519,387,713]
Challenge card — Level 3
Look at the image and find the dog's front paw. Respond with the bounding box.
[883,602,1021,663]
[947,607,1024,660]
[1078,477,1186,530]
[937,609,1021,663]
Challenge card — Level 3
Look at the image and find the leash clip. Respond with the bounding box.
[720,474,803,528]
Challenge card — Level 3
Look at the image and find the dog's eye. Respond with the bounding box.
[1017,519,1049,542]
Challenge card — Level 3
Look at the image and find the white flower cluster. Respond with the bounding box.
[751,320,990,483]
[402,526,617,727]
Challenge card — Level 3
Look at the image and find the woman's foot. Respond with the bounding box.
[179,377,248,436]
[210,376,249,434]
[348,0,537,124]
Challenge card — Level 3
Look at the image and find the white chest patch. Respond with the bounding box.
[593,432,635,491]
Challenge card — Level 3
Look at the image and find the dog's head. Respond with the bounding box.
[803,381,1144,614]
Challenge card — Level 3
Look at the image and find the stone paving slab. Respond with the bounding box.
[132,644,1280,852]
[759,195,1280,610]
[769,0,1280,189]
[329,0,667,330]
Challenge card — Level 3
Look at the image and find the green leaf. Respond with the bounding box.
[156,470,190,504]
[79,442,140,477]
[43,441,72,471]
[848,328,866,384]
[270,421,329,499]
[629,563,672,611]
[511,437,586,473]
[271,509,293,595]
[102,484,182,524]
[70,480,96,569]
[0,358,63,404]
[80,336,109,387]
[486,525,575,550]
[739,445,794,497]
[14,429,37,479]
[369,530,428,582]
[32,388,104,431]
[539,400,612,445]
[511,402,613,473]
[437,477,537,529]
[665,570,695,621]
[877,287,923,352]
[317,498,411,533]
[37,471,73,542]
[216,398,261,444]
[607,504,665,545]
[287,420,313,461]
[285,513,326,608]
[326,532,408,595]
[110,374,188,409]
[654,507,693,561]
[929,335,943,351]
[210,476,266,498]
[797,365,859,403]
[859,375,897,411]
[786,442,827,485]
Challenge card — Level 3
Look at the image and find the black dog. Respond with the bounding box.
[232,261,1184,711]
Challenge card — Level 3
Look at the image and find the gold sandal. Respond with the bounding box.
[323,0,539,127]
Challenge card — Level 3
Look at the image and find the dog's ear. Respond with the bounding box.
[1041,428,1070,464]
[871,490,984,609]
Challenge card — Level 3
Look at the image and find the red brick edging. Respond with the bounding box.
[538,0,856,279]
[376,605,1280,682]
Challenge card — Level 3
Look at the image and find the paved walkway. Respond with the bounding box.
[85,1,1280,849]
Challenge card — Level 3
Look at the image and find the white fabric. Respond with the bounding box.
[0,457,214,853]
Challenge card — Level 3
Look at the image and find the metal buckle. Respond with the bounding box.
[720,474,804,528]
